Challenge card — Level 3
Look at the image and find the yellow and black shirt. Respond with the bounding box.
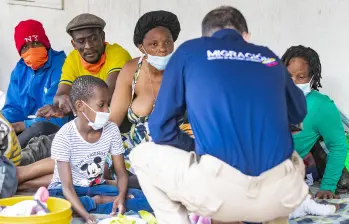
[0,114,21,166]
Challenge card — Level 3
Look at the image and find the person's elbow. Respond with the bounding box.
[1,109,11,121]
[289,111,307,125]
[298,94,307,117]
[2,109,19,123]
[148,116,174,145]
[295,104,307,124]
[148,119,163,144]
[289,97,307,124]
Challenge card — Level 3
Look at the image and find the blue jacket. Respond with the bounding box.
[2,48,68,128]
[149,29,307,176]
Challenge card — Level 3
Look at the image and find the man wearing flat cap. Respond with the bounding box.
[38,13,131,115]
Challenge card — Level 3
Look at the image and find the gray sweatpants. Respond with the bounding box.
[20,134,55,166]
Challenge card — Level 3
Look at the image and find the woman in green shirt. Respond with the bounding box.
[282,45,347,199]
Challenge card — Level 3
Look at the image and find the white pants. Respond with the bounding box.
[130,143,309,224]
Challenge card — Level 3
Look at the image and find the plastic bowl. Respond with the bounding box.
[0,196,72,224]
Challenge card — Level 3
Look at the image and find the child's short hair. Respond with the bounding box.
[69,75,108,107]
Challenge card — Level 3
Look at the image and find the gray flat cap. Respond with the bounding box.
[66,13,106,34]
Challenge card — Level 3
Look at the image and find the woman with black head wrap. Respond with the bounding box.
[107,11,191,187]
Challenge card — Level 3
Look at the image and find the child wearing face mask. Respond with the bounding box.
[47,76,152,224]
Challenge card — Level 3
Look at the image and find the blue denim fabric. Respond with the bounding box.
[48,184,153,214]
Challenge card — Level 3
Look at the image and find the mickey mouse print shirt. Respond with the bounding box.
[48,120,124,188]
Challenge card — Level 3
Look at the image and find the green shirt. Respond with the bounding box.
[293,90,347,192]
[346,134,349,170]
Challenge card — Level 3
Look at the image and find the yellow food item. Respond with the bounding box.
[109,214,135,224]
[138,210,157,224]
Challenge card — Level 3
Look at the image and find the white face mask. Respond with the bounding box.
[82,101,110,130]
[296,77,313,96]
[142,46,173,71]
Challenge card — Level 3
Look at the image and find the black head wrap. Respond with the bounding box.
[133,10,181,46]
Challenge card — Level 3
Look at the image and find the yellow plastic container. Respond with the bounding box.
[0,196,72,224]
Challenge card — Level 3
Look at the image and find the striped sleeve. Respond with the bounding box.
[0,114,21,166]
[106,67,122,75]
[6,127,21,166]
[109,124,125,155]
[51,129,71,162]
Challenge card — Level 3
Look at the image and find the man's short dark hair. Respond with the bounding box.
[70,76,108,107]
[202,6,248,36]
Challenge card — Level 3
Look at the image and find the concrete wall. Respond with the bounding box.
[1,0,349,114]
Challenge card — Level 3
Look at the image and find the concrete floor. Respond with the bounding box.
[71,214,109,224]
[71,217,84,224]
[17,182,349,224]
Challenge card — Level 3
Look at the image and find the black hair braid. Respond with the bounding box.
[281,45,322,90]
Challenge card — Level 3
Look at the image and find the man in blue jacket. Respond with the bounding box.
[2,19,68,148]
[130,6,309,224]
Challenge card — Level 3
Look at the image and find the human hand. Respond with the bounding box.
[315,190,340,199]
[291,123,303,134]
[36,105,65,118]
[83,214,97,224]
[54,94,75,115]
[11,122,25,133]
[110,195,126,215]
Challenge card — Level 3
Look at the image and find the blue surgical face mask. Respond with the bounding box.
[296,83,312,96]
[296,77,313,96]
[142,46,173,71]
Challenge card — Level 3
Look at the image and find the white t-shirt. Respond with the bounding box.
[48,120,124,188]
